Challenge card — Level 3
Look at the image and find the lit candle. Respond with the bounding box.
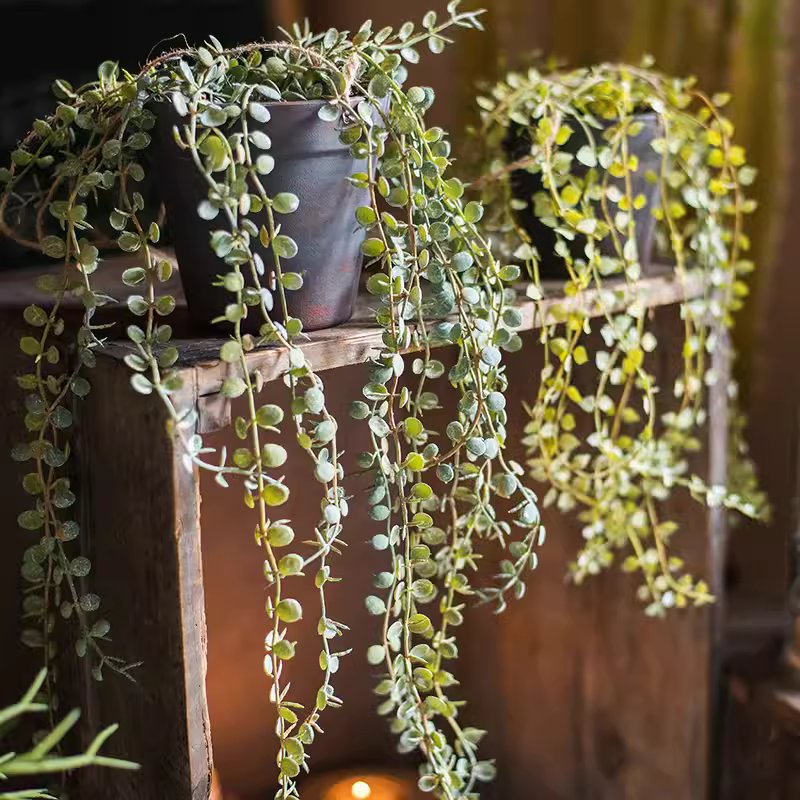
[300,768,424,800]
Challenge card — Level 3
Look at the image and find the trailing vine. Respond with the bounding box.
[472,60,768,616]
[1,6,548,799]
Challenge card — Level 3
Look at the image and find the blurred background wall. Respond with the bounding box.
[0,0,796,672]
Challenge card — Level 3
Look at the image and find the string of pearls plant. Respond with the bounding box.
[472,60,768,616]
[1,6,546,798]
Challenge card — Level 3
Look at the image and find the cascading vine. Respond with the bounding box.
[1,6,548,799]
[472,60,769,616]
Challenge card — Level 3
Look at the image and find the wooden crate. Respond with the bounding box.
[0,258,728,799]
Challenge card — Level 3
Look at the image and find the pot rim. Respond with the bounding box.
[246,95,366,107]
[153,95,366,109]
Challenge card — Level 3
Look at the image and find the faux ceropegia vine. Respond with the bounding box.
[471,59,769,616]
[1,5,546,799]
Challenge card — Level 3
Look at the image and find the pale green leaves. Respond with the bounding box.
[198,200,219,221]
[262,444,287,468]
[172,92,189,117]
[281,272,303,290]
[276,599,303,623]
[318,103,341,123]
[272,192,299,215]
[272,235,298,259]
[463,200,484,223]
[361,238,386,258]
[366,273,390,295]
[248,102,271,123]
[220,341,242,363]
[130,373,153,395]
[200,106,227,128]
[365,596,386,615]
[221,377,247,398]
[255,154,275,175]
[576,145,598,167]
[19,337,41,356]
[366,645,385,665]
[315,459,336,483]
[356,206,377,227]
[249,130,271,150]
[263,483,290,506]
[117,232,140,252]
[18,509,44,530]
[256,404,284,428]
[41,236,66,259]
[267,524,295,547]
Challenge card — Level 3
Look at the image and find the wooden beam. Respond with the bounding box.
[98,265,704,432]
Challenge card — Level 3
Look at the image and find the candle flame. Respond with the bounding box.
[350,780,372,799]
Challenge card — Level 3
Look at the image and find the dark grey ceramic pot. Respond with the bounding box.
[505,112,663,278]
[155,99,371,333]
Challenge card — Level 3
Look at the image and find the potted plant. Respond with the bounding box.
[471,60,768,614]
[0,6,546,798]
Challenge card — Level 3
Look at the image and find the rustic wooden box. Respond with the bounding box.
[0,260,729,799]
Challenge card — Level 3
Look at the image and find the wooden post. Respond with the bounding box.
[74,355,211,800]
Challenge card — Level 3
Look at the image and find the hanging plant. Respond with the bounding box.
[471,59,768,616]
[1,6,546,798]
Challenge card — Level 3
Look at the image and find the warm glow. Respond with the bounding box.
[350,780,372,799]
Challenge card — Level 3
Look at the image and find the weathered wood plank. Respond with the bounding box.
[103,266,703,378]
[73,355,211,800]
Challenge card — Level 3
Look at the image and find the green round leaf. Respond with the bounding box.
[255,154,275,175]
[463,201,484,223]
[263,483,290,506]
[281,271,303,289]
[276,599,303,623]
[272,192,299,214]
[365,596,386,616]
[267,524,295,547]
[273,236,298,259]
[361,238,386,258]
[248,102,271,123]
[262,443,288,468]
[256,404,284,428]
[273,639,295,660]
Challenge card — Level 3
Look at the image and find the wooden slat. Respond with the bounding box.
[94,265,705,433]
[74,356,211,800]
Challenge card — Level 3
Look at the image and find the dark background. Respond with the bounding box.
[0,0,269,159]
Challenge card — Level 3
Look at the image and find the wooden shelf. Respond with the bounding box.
[1,254,705,430]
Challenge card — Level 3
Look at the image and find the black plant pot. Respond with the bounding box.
[505,113,662,278]
[154,100,371,333]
